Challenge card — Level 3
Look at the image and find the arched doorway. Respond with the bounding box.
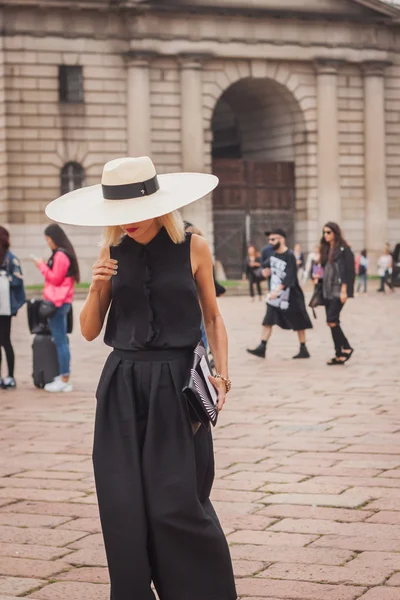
[211,77,307,279]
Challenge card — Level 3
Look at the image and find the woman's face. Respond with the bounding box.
[120,218,159,241]
[323,226,335,244]
[45,235,57,251]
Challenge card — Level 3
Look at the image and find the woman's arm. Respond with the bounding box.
[191,234,229,412]
[340,247,355,302]
[8,255,24,289]
[80,247,117,342]
[38,252,70,286]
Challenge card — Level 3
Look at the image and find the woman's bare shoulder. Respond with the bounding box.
[190,233,210,256]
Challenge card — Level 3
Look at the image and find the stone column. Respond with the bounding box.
[180,55,208,234]
[363,61,390,268]
[0,42,8,222]
[315,59,342,231]
[125,54,152,157]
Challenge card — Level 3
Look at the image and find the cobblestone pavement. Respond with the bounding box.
[0,291,399,600]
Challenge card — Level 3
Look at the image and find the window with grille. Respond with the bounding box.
[60,162,85,195]
[59,65,84,103]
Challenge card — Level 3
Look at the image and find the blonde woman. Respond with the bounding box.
[45,157,237,600]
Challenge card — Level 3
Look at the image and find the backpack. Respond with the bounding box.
[0,269,11,316]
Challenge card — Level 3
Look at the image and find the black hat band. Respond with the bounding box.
[102,175,159,201]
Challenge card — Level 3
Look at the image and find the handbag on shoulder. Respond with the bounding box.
[309,280,325,318]
[253,267,266,282]
[183,343,219,430]
[0,270,11,316]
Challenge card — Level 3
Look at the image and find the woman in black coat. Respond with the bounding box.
[320,222,355,365]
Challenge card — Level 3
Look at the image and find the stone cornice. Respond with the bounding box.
[128,39,392,66]
[125,1,400,25]
[2,0,400,26]
[0,1,115,8]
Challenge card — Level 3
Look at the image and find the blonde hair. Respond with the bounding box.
[102,211,186,247]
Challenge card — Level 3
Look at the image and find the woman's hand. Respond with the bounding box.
[91,258,118,292]
[31,257,44,268]
[340,289,348,304]
[209,375,227,412]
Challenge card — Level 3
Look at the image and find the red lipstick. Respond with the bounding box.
[126,227,139,234]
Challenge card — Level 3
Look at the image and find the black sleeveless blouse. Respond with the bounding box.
[104,228,202,351]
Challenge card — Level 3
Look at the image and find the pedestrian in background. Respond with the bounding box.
[261,231,273,264]
[32,224,80,392]
[0,226,26,389]
[377,245,394,293]
[294,243,305,283]
[261,231,273,290]
[320,222,355,365]
[303,245,320,284]
[244,244,263,301]
[356,249,368,295]
[184,222,225,350]
[247,228,312,360]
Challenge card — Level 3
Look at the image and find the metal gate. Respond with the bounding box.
[213,159,296,279]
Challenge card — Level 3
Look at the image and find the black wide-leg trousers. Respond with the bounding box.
[93,348,237,600]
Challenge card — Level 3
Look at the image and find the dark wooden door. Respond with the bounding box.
[213,159,296,279]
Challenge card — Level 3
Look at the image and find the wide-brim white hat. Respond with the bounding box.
[45,156,219,227]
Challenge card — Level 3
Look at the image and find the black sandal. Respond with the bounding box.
[342,348,354,363]
[327,357,346,366]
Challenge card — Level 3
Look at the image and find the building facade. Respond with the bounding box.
[1,0,400,281]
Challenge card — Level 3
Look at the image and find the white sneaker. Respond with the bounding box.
[44,378,73,393]
[3,376,16,389]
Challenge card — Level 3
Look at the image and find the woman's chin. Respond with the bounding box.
[124,229,140,239]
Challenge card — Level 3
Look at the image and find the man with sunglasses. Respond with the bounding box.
[247,228,312,360]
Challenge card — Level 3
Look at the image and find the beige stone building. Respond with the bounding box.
[1,0,400,282]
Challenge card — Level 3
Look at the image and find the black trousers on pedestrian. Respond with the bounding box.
[249,278,262,298]
[378,271,393,292]
[93,348,237,600]
[0,316,15,378]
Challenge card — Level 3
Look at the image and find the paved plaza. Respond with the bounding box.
[0,291,399,600]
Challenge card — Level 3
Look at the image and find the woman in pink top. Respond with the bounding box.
[33,224,80,393]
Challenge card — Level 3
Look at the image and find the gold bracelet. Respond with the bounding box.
[215,373,232,393]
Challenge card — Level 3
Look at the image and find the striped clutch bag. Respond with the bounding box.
[182,343,218,429]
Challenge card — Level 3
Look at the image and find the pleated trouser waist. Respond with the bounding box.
[112,346,193,362]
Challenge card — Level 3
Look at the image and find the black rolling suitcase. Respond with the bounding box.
[32,334,59,389]
[27,299,73,389]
